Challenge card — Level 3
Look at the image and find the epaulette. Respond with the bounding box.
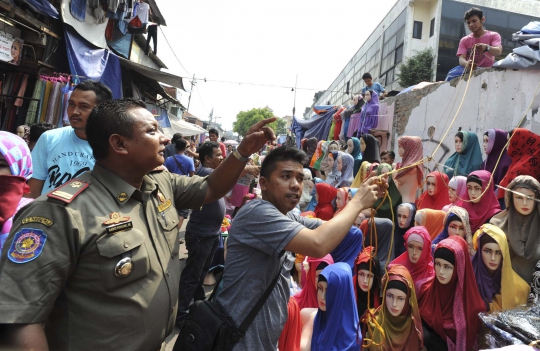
[149,165,167,173]
[47,180,89,205]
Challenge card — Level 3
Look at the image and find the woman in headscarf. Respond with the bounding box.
[348,137,363,177]
[334,187,349,215]
[416,171,450,210]
[337,153,354,187]
[414,209,446,241]
[395,135,424,186]
[391,226,435,292]
[361,218,395,273]
[302,263,360,351]
[456,170,501,233]
[443,130,483,179]
[309,141,325,169]
[0,131,33,257]
[481,129,512,188]
[15,125,30,145]
[490,175,540,283]
[354,246,381,333]
[394,203,417,257]
[330,226,363,269]
[305,178,324,212]
[418,236,486,351]
[360,134,381,165]
[442,176,467,212]
[431,206,475,257]
[471,224,530,312]
[497,128,540,199]
[358,91,380,136]
[365,264,423,351]
[351,161,372,188]
[314,183,337,220]
[373,163,402,222]
[293,255,334,309]
[299,168,314,212]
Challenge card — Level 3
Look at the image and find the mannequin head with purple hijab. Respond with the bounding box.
[482,129,512,186]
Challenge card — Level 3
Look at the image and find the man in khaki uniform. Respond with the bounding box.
[0,99,276,351]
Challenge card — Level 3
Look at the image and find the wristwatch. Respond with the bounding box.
[232,150,249,163]
[484,45,491,52]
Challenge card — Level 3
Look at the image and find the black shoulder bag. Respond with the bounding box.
[172,155,187,175]
[173,267,282,351]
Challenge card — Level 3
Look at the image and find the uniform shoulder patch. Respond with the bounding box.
[8,228,47,264]
[47,179,89,204]
[21,216,54,227]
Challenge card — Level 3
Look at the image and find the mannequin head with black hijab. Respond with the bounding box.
[360,134,381,165]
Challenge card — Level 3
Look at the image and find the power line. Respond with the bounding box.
[159,26,191,77]
[188,77,346,94]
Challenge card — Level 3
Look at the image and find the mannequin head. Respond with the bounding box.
[398,145,405,157]
[352,95,359,106]
[314,261,329,289]
[434,247,455,284]
[447,218,465,238]
[448,187,458,203]
[455,132,464,153]
[385,281,408,317]
[426,176,437,196]
[303,168,313,191]
[479,234,502,275]
[512,187,537,216]
[364,90,372,102]
[324,153,335,172]
[347,139,354,153]
[379,164,391,174]
[317,275,328,311]
[336,189,347,210]
[357,269,374,292]
[360,138,366,153]
[466,175,483,203]
[16,125,26,138]
[407,234,424,264]
[483,132,489,153]
[329,142,339,153]
[397,204,413,228]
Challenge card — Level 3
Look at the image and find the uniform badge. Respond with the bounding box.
[70,181,83,188]
[21,216,54,227]
[157,191,166,203]
[102,212,130,225]
[115,257,133,277]
[156,191,172,212]
[117,192,128,202]
[8,228,47,264]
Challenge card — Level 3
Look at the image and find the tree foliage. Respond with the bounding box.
[233,108,286,136]
[396,48,435,88]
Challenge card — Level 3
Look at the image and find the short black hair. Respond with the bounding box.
[171,133,183,143]
[260,146,307,179]
[362,73,372,80]
[464,7,483,21]
[86,98,147,160]
[380,150,395,159]
[29,122,56,142]
[221,136,226,142]
[209,128,219,137]
[175,138,187,151]
[74,80,113,105]
[199,141,220,166]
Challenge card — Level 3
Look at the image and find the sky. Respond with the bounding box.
[157,0,398,131]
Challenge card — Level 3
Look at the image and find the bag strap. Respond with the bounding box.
[172,155,186,175]
[236,265,282,336]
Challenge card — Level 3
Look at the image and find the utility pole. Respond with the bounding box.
[187,74,196,114]
[292,74,298,117]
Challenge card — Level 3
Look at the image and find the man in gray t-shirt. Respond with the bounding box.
[217,146,387,351]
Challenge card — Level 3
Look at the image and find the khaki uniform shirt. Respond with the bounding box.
[0,164,208,351]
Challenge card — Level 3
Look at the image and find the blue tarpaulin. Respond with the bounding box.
[64,25,123,99]
[24,0,59,18]
[292,106,337,144]
[147,103,171,128]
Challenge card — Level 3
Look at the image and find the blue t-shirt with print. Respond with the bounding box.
[31,127,95,195]
[361,82,385,96]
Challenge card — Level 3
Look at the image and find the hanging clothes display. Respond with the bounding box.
[332,107,344,141]
[358,91,380,136]
[1,73,31,132]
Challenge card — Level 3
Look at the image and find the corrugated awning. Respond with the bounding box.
[119,57,185,91]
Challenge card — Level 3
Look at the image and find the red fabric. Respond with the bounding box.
[292,255,334,309]
[416,171,450,210]
[418,236,486,351]
[218,142,227,159]
[395,136,424,185]
[0,175,27,227]
[105,18,114,41]
[390,226,435,291]
[333,107,345,141]
[497,128,540,198]
[456,170,501,233]
[278,298,302,351]
[129,16,142,27]
[314,183,337,220]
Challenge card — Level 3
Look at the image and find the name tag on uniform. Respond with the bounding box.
[105,221,133,235]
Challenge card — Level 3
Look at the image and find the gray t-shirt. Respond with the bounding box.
[217,199,321,351]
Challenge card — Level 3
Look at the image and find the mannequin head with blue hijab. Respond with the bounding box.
[348,137,363,177]
[312,262,360,351]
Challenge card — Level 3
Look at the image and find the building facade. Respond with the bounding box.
[304,0,540,118]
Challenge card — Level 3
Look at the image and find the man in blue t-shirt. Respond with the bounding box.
[28,81,113,197]
[164,139,195,176]
[361,72,388,98]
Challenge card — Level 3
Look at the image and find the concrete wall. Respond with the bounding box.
[377,68,540,171]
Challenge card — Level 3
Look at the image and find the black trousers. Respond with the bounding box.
[146,25,158,55]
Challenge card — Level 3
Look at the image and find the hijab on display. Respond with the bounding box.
[337,153,355,187]
[353,246,381,321]
[311,263,360,351]
[330,226,363,270]
[305,177,324,212]
[293,255,334,309]
[418,236,486,351]
[373,163,402,221]
[395,136,424,185]
[481,129,512,187]
[490,175,540,282]
[456,170,501,233]
[350,137,363,177]
[361,134,381,164]
[497,128,540,199]
[443,130,483,179]
[335,187,350,215]
[313,141,329,171]
[325,151,341,187]
[390,226,435,292]
[309,141,325,168]
[278,298,302,351]
[366,264,423,351]
[443,176,468,212]
[393,203,417,256]
[361,218,395,274]
[305,137,319,164]
[16,125,30,145]
[472,224,530,312]
[299,168,314,212]
[416,171,450,210]
[358,91,380,136]
[314,183,338,221]
[414,209,446,241]
[350,161,371,188]
[431,206,474,256]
